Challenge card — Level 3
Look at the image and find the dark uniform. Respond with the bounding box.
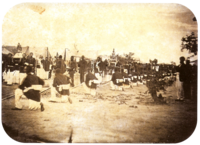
[184,61,192,99]
[98,60,106,76]
[121,70,129,85]
[53,73,71,95]
[27,56,36,73]
[78,57,87,83]
[19,57,27,73]
[69,60,77,87]
[19,73,44,102]
[6,56,14,72]
[41,59,50,71]
[56,58,66,74]
[111,71,123,86]
[13,57,21,71]
[85,72,98,89]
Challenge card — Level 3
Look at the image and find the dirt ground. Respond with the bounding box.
[1,82,197,143]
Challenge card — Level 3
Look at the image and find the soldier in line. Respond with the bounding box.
[68,56,77,87]
[41,57,51,79]
[26,52,36,73]
[12,66,45,111]
[84,68,100,96]
[55,55,66,74]
[184,60,192,100]
[78,55,87,84]
[49,68,72,103]
[98,57,107,77]
[6,53,14,72]
[176,56,186,101]
[110,67,124,91]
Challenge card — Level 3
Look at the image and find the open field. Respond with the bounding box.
[2,82,197,143]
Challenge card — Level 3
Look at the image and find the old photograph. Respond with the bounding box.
[1,3,198,143]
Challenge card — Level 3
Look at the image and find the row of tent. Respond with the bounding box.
[2,45,51,59]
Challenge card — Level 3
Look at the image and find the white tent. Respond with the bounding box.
[28,47,51,58]
[2,47,13,55]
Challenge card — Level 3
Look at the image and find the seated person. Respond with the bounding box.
[12,66,45,111]
[121,69,131,87]
[130,71,138,87]
[50,68,72,103]
[110,68,124,91]
[84,69,100,96]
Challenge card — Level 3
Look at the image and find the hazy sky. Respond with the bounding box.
[2,3,197,63]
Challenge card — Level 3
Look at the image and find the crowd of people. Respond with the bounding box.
[2,47,197,111]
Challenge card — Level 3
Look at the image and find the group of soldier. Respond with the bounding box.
[2,48,197,111]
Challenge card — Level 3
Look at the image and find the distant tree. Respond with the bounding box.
[181,32,198,55]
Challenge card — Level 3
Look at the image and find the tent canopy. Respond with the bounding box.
[2,46,17,54]
[2,47,13,55]
[28,47,51,58]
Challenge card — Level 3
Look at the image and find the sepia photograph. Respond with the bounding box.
[1,2,198,143]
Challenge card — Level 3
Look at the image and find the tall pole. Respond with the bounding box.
[64,48,66,61]
[47,47,48,58]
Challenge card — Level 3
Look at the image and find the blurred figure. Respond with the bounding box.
[84,68,100,96]
[176,56,186,101]
[6,53,14,72]
[184,60,192,99]
[55,55,66,74]
[12,66,45,111]
[50,68,72,103]
[19,53,27,84]
[191,64,197,101]
[110,67,124,91]
[26,52,36,73]
[98,57,106,77]
[121,69,131,88]
[78,55,87,84]
[69,56,77,87]
[41,57,50,79]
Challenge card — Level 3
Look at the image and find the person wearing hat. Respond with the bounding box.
[175,56,187,101]
[49,68,72,103]
[12,66,45,111]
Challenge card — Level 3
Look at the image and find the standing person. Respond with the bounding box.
[26,52,36,73]
[19,53,27,84]
[41,57,50,79]
[6,53,14,72]
[50,68,72,103]
[56,55,66,74]
[68,56,77,87]
[184,60,192,100]
[104,59,109,75]
[191,64,197,102]
[48,57,53,79]
[78,55,87,84]
[12,66,45,111]
[19,53,27,71]
[6,53,14,85]
[98,58,106,77]
[176,56,186,101]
